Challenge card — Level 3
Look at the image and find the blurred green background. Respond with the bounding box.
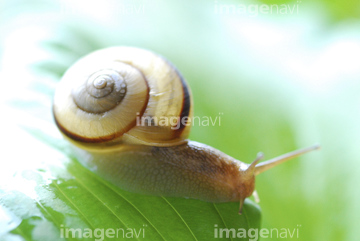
[1,0,360,240]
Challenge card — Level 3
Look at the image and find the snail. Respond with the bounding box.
[53,46,319,214]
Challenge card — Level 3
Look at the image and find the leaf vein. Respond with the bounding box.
[85,168,167,241]
[161,197,198,241]
[52,181,95,230]
[213,203,233,241]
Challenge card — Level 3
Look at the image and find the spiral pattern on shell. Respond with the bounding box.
[72,69,127,113]
[53,46,193,148]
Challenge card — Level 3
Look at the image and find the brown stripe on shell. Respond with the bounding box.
[172,67,191,139]
[144,54,192,140]
[177,70,191,129]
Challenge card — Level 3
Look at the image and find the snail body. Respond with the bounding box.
[53,46,319,213]
[72,141,255,203]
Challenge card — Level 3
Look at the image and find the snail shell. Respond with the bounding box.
[53,46,192,149]
[53,46,319,214]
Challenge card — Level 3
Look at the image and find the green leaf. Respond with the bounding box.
[0,123,261,241]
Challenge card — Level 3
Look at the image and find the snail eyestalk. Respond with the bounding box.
[239,152,264,215]
[239,198,245,215]
[246,152,264,173]
[254,144,321,176]
[252,190,260,203]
